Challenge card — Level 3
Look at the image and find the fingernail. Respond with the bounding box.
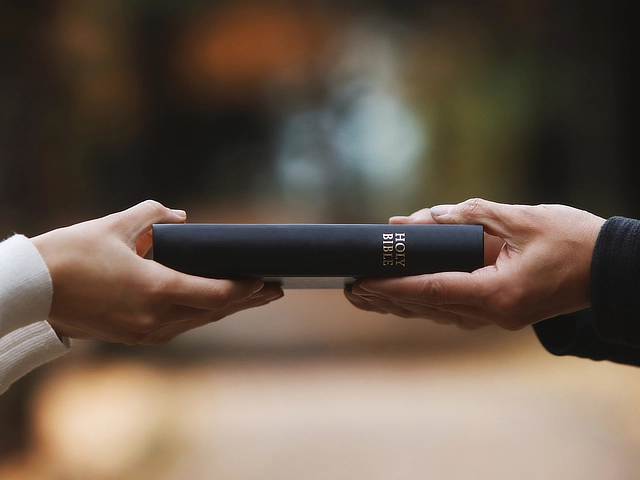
[351,284,376,295]
[252,288,284,302]
[171,209,187,219]
[251,280,265,294]
[430,205,453,218]
[389,215,409,223]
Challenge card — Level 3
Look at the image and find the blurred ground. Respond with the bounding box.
[1,290,639,480]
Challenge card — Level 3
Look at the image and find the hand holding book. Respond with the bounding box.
[31,200,283,344]
[346,198,605,331]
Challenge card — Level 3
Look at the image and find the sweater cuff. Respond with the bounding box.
[591,217,640,347]
[0,235,53,337]
[533,310,607,360]
[0,321,70,394]
[534,310,640,366]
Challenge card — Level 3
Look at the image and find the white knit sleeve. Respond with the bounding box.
[0,235,53,337]
[0,235,70,394]
[0,321,70,394]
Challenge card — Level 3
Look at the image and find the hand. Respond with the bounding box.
[345,198,605,330]
[31,200,283,344]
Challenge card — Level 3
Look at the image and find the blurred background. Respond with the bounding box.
[0,0,637,479]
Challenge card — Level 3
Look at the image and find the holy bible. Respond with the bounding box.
[152,223,484,288]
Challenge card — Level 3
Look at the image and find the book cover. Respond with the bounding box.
[152,223,484,288]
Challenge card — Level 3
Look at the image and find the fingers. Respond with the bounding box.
[139,284,284,344]
[390,199,516,260]
[160,269,267,310]
[390,202,506,266]
[354,269,498,308]
[430,198,521,240]
[167,283,283,321]
[344,287,392,315]
[152,256,286,310]
[389,208,438,225]
[83,283,283,345]
[344,285,490,329]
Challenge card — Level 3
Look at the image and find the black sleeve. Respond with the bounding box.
[591,216,640,347]
[533,216,640,366]
[533,309,640,367]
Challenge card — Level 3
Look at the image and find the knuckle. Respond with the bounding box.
[418,277,447,306]
[180,281,236,311]
[458,198,486,217]
[517,205,541,228]
[201,282,233,309]
[140,199,166,215]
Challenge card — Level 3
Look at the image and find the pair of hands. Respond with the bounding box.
[31,198,604,345]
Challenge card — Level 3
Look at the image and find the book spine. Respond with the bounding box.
[152,224,484,281]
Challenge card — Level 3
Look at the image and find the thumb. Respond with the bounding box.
[113,200,187,241]
[429,198,515,239]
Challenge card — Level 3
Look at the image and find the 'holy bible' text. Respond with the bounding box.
[382,232,406,267]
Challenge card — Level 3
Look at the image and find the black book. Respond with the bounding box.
[152,223,484,288]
